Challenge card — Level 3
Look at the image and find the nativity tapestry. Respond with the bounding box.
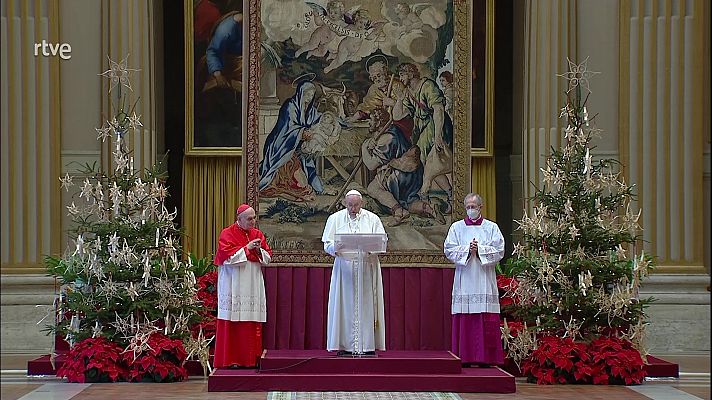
[248,0,488,264]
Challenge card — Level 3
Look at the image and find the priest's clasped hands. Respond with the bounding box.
[469,238,478,255]
[246,238,262,250]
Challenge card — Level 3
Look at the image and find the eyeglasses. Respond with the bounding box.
[465,205,482,210]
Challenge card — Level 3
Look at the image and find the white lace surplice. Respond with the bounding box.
[444,219,505,314]
[217,247,271,322]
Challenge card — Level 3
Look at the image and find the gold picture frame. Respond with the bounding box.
[468,0,494,157]
[184,0,252,156]
[246,0,493,265]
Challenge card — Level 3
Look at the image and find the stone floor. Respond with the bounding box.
[1,353,709,400]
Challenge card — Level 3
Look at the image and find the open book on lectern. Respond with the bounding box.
[333,233,387,256]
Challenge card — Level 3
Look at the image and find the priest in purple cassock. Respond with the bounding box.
[444,193,505,367]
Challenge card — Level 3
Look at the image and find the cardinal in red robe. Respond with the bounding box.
[213,204,272,368]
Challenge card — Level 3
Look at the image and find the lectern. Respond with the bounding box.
[333,232,387,356]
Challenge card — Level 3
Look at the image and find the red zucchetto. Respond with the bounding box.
[236,203,251,216]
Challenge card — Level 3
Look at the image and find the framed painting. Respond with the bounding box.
[469,0,493,156]
[247,0,491,264]
[184,0,248,156]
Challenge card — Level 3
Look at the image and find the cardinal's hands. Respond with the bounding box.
[247,238,262,250]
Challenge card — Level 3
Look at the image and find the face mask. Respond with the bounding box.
[466,209,480,220]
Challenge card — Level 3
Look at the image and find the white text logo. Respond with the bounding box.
[34,40,72,60]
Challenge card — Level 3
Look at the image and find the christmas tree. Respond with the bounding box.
[46,56,213,382]
[499,58,655,384]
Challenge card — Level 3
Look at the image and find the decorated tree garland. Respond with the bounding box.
[46,55,214,382]
[499,58,655,385]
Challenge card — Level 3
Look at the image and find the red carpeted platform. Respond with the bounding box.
[645,355,679,378]
[26,354,208,377]
[27,354,62,376]
[500,355,680,379]
[207,350,516,393]
[259,350,462,374]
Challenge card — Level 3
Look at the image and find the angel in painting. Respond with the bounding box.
[323,9,387,73]
[393,2,425,37]
[295,1,348,59]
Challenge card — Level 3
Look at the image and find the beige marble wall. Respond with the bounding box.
[1,275,55,354]
[639,274,711,353]
[645,305,710,353]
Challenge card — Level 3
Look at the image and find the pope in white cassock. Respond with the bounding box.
[322,190,387,356]
[444,193,505,367]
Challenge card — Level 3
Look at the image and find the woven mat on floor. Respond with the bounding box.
[267,393,462,400]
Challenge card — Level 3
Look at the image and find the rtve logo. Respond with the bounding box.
[34,39,72,60]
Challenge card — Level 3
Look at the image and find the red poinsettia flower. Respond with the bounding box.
[196,271,218,310]
[519,334,647,385]
[496,275,519,306]
[121,332,188,383]
[57,337,127,383]
[500,320,525,337]
[521,335,590,385]
[496,275,518,290]
[588,336,647,385]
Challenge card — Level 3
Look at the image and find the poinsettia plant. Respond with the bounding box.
[191,258,218,351]
[521,335,592,384]
[57,334,190,383]
[496,274,519,308]
[588,336,647,385]
[196,270,218,311]
[497,272,527,375]
[501,320,524,337]
[519,335,647,385]
[57,337,126,383]
[122,333,188,383]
